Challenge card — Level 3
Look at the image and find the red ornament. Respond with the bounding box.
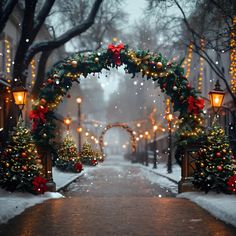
[47,78,53,84]
[67,94,71,98]
[40,98,47,105]
[21,152,27,158]
[217,165,223,171]
[107,44,124,66]
[22,166,27,171]
[216,152,221,157]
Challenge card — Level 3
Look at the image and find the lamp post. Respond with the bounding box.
[145,131,149,166]
[76,97,82,151]
[209,80,225,114]
[166,113,173,173]
[64,116,72,131]
[153,125,158,169]
[12,86,27,118]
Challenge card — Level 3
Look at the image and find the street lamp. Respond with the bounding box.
[209,80,225,114]
[166,113,173,173]
[12,86,27,118]
[64,117,72,131]
[153,125,158,169]
[76,97,82,151]
[145,131,149,166]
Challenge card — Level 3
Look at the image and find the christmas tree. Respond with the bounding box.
[55,134,83,172]
[193,125,234,193]
[94,149,104,162]
[0,120,47,194]
[80,141,98,166]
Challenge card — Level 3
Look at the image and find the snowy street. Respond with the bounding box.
[0,155,235,236]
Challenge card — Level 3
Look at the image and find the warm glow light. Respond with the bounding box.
[85,132,89,137]
[166,113,173,121]
[76,97,82,104]
[12,87,27,109]
[137,123,141,127]
[64,117,72,125]
[209,80,225,111]
[145,131,149,136]
[104,141,108,146]
[153,125,158,131]
[139,134,143,138]
[77,127,83,133]
[122,144,126,149]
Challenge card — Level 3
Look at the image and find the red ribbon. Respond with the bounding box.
[107,43,124,65]
[187,96,204,115]
[29,105,48,130]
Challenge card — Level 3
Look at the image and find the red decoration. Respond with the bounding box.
[21,152,27,158]
[187,96,205,115]
[217,165,223,171]
[227,175,236,193]
[22,166,27,171]
[47,78,53,84]
[29,105,49,130]
[107,44,124,66]
[74,162,83,172]
[67,94,71,98]
[216,152,221,157]
[91,159,98,166]
[40,98,47,105]
[32,176,47,194]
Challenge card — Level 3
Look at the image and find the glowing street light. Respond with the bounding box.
[12,86,27,118]
[76,97,82,151]
[64,117,72,131]
[153,125,158,169]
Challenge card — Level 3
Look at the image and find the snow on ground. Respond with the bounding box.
[0,154,235,229]
[0,189,63,224]
[178,192,236,228]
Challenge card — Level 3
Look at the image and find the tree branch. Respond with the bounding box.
[32,0,55,38]
[25,0,103,65]
[0,0,18,33]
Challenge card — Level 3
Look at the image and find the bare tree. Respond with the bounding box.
[146,0,236,107]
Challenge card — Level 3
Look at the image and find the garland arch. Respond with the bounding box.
[99,123,136,154]
[30,43,205,148]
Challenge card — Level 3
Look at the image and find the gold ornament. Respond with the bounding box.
[156,62,163,69]
[71,60,78,68]
[94,57,99,63]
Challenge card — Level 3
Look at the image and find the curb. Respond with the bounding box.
[139,165,179,184]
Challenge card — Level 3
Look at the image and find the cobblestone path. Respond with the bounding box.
[0,155,235,236]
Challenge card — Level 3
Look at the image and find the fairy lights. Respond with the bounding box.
[230,16,236,93]
[30,59,36,85]
[182,43,193,79]
[4,38,12,94]
[197,39,205,92]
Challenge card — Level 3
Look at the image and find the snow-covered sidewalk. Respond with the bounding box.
[140,162,236,228]
[0,161,235,228]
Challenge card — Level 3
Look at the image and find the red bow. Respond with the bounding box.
[187,96,204,115]
[107,43,124,65]
[29,105,48,130]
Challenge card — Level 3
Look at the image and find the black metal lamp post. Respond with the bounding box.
[145,131,149,166]
[153,125,158,169]
[166,113,173,173]
[64,116,72,131]
[76,97,82,151]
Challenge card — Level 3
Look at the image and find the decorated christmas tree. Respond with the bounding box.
[0,120,47,194]
[80,141,98,166]
[55,134,83,172]
[193,125,234,193]
[94,149,104,162]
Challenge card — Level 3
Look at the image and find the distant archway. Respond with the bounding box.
[99,123,136,154]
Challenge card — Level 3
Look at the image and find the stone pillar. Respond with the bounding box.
[178,145,201,193]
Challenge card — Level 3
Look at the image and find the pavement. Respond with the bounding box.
[0,159,235,236]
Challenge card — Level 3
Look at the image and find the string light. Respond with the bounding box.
[230,16,236,93]
[197,39,205,92]
[182,43,193,79]
[30,59,36,85]
[4,38,11,94]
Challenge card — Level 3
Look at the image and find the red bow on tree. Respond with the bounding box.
[187,96,204,115]
[107,43,124,66]
[32,176,47,194]
[29,105,49,130]
[227,174,236,193]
